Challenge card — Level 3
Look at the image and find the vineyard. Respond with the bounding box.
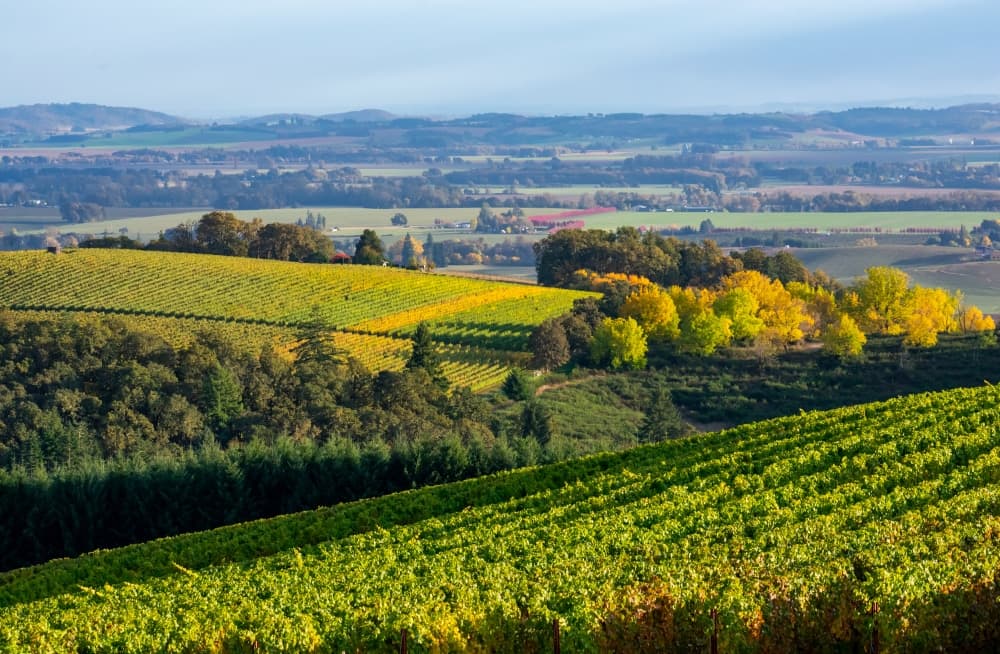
[3,384,1000,651]
[0,250,591,389]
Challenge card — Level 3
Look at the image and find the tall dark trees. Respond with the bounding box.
[353,229,386,265]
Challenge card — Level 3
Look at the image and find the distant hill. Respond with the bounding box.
[6,101,1000,148]
[320,108,396,122]
[0,103,187,136]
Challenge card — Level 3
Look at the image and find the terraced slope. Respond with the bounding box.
[2,385,1000,651]
[0,250,593,389]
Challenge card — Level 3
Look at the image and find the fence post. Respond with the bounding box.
[553,617,561,654]
[710,608,719,654]
[870,601,879,654]
[400,627,408,654]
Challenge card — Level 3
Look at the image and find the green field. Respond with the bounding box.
[31,207,559,241]
[3,384,999,651]
[0,249,592,389]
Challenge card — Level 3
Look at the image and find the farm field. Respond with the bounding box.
[3,384,1000,651]
[357,166,461,177]
[0,206,205,234]
[0,249,589,389]
[24,207,556,241]
[25,127,280,149]
[512,184,683,196]
[597,210,997,231]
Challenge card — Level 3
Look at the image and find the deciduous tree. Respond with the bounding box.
[590,317,648,370]
[529,318,571,370]
[620,285,680,340]
[822,314,866,358]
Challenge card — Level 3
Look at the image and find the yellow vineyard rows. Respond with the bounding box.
[0,249,591,389]
[0,250,591,342]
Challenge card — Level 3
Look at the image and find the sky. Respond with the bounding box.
[3,0,999,119]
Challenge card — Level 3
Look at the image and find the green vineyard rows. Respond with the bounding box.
[0,250,591,389]
[3,384,1000,651]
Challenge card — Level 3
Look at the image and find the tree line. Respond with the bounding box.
[529,230,996,371]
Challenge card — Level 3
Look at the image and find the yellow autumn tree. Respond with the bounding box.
[720,270,812,344]
[787,281,838,338]
[822,313,866,358]
[668,285,731,355]
[957,305,996,333]
[712,288,764,342]
[852,266,910,335]
[901,286,959,348]
[620,285,680,340]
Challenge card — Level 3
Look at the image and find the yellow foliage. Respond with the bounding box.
[852,266,910,334]
[570,270,655,293]
[720,270,813,344]
[620,285,680,340]
[958,306,996,333]
[822,314,866,358]
[901,286,960,348]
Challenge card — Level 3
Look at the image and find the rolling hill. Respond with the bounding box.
[0,249,594,389]
[1,383,998,651]
[0,103,186,136]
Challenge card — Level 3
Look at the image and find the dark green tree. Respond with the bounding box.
[638,382,689,443]
[405,322,447,388]
[202,365,244,435]
[520,400,553,445]
[529,318,570,371]
[501,368,534,402]
[353,229,386,265]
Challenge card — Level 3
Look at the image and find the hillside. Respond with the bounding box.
[0,103,186,136]
[2,384,999,651]
[0,249,593,389]
[8,102,1000,148]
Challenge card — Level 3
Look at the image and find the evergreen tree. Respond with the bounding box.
[638,382,689,443]
[353,229,386,265]
[501,368,534,401]
[520,400,552,445]
[405,322,447,388]
[202,365,244,435]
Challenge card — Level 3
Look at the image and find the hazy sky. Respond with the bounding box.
[3,0,999,118]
